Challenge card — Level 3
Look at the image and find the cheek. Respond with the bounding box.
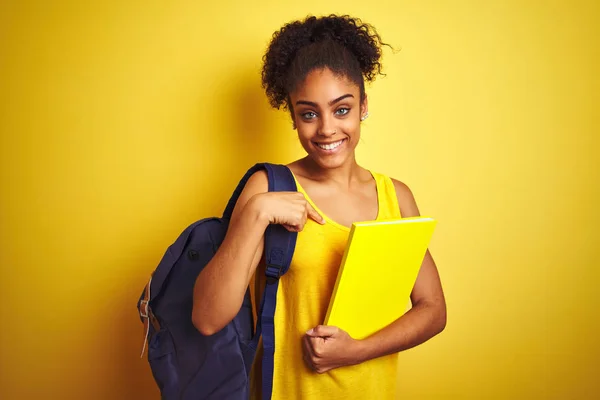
[296,130,314,151]
[296,126,315,142]
[343,119,361,140]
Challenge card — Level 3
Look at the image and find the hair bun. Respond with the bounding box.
[262,14,390,110]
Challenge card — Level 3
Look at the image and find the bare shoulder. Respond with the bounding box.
[245,169,269,192]
[390,178,421,218]
[229,170,268,221]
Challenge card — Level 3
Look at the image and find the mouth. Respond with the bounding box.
[313,138,347,154]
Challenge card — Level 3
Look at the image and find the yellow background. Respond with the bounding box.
[1,1,598,399]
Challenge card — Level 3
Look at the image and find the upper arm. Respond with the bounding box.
[392,179,446,310]
[228,170,269,267]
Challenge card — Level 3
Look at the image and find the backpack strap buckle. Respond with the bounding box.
[139,276,161,358]
[139,300,150,318]
[265,264,283,285]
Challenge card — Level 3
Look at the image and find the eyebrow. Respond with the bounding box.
[295,94,354,108]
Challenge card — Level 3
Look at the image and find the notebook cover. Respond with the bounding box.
[323,217,437,339]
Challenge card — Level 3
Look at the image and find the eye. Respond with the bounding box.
[335,108,350,116]
[301,111,317,120]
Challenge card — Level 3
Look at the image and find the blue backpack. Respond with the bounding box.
[137,163,298,399]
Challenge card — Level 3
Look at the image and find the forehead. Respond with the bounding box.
[292,68,360,102]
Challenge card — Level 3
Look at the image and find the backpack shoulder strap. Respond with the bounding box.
[224,162,297,279]
[261,163,298,275]
[232,163,297,400]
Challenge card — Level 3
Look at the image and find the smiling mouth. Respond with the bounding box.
[314,139,346,151]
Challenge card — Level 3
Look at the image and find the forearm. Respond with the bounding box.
[192,200,268,334]
[355,300,446,363]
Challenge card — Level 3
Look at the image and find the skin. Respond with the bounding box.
[192,67,446,374]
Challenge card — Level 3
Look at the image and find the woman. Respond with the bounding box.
[193,14,446,399]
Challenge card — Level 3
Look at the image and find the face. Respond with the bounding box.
[289,68,368,170]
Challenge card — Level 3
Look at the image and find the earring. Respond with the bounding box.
[360,112,369,121]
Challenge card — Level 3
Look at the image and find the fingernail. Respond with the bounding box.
[306,328,314,335]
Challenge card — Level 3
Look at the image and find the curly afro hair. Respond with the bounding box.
[261,14,389,111]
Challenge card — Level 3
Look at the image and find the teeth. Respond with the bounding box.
[317,140,344,150]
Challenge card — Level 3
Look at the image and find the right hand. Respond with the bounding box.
[251,192,325,232]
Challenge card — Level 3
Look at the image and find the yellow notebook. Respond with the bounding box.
[323,217,437,339]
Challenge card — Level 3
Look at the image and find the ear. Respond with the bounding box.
[361,94,369,119]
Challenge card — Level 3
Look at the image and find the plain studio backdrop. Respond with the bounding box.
[0,1,598,399]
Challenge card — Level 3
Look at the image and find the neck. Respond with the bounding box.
[298,155,364,188]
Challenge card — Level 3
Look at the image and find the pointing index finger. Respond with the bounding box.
[306,201,325,225]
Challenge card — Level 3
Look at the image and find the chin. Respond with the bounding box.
[308,151,354,170]
[311,156,345,170]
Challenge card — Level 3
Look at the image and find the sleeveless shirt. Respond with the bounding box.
[250,170,402,399]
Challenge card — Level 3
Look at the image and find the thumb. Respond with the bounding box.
[306,325,338,337]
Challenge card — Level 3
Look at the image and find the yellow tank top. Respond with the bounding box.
[250,170,402,400]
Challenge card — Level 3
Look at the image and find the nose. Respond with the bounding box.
[317,115,337,137]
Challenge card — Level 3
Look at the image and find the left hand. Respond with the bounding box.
[302,325,363,374]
